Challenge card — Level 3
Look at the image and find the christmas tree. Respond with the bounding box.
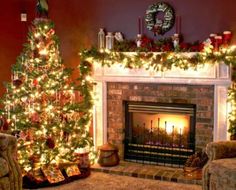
[1,18,93,173]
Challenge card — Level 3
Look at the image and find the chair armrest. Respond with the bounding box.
[0,133,22,190]
[205,140,236,161]
[0,133,17,152]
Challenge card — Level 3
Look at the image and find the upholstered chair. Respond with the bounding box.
[202,140,236,190]
[0,133,22,190]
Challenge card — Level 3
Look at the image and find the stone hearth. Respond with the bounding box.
[92,58,231,161]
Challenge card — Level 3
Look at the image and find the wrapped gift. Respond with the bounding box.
[41,164,65,184]
[65,164,81,177]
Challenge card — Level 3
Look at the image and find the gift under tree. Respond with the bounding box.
[1,11,93,174]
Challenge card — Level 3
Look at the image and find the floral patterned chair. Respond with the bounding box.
[0,133,22,190]
[202,140,236,190]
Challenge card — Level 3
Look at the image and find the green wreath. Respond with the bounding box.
[145,2,175,35]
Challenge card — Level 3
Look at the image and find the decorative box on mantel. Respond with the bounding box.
[91,52,231,158]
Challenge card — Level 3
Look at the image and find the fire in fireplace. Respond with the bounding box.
[124,101,196,167]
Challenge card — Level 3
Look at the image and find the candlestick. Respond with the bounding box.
[172,33,180,48]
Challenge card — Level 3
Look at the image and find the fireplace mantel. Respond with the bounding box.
[92,59,232,148]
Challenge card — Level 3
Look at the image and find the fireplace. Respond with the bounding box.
[92,60,231,167]
[124,101,196,166]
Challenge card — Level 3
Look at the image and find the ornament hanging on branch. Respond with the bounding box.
[30,112,40,124]
[12,71,23,87]
[46,137,55,149]
[33,79,38,87]
[13,79,23,87]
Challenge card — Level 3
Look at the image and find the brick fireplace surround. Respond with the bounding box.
[92,60,231,160]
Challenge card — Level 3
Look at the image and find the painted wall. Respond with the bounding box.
[0,0,236,96]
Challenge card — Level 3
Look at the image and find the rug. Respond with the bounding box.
[31,172,202,190]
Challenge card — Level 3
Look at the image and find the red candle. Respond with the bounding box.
[175,15,179,33]
[138,17,141,34]
[223,31,232,45]
[209,33,216,45]
[214,35,223,51]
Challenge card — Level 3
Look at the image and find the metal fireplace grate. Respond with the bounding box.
[124,101,196,167]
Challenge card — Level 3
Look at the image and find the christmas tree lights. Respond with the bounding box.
[1,18,93,173]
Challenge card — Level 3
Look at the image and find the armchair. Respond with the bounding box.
[202,140,236,190]
[0,133,22,190]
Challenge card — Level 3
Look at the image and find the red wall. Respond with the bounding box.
[1,0,236,96]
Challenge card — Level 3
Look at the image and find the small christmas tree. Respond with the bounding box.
[1,18,93,173]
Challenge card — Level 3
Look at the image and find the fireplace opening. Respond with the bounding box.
[124,101,196,167]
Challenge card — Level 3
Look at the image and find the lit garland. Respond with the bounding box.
[80,45,236,137]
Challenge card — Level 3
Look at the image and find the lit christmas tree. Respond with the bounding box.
[1,18,93,173]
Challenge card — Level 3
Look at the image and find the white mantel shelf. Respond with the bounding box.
[92,60,232,148]
[93,62,231,85]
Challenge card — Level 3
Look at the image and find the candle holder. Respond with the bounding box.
[136,34,142,48]
[172,33,180,49]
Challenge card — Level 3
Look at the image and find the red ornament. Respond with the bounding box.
[46,29,55,37]
[29,154,40,163]
[31,112,40,123]
[46,137,55,149]
[13,79,23,87]
[33,79,38,86]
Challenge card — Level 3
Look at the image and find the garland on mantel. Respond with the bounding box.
[80,46,236,75]
[79,45,236,137]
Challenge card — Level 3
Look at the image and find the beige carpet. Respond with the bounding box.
[35,172,202,190]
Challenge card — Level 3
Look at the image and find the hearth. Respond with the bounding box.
[124,101,196,166]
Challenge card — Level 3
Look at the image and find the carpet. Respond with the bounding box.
[31,172,202,190]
